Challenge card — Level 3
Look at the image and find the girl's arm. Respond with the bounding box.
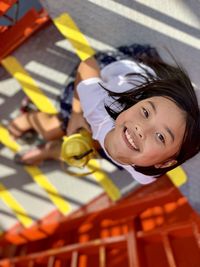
[76,56,100,82]
[66,57,100,135]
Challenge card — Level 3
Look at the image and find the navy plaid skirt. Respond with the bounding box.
[59,44,161,131]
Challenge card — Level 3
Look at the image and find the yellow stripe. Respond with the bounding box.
[0,125,20,152]
[167,166,188,187]
[0,128,70,222]
[87,159,121,201]
[0,126,33,227]
[53,13,95,61]
[1,56,58,114]
[25,166,71,214]
[0,183,33,227]
[53,14,120,200]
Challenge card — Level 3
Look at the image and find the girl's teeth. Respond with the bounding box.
[125,129,138,150]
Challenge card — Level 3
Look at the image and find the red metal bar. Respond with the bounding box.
[99,246,106,267]
[0,8,49,60]
[70,251,78,267]
[0,0,17,16]
[0,236,126,266]
[126,220,140,267]
[137,220,197,238]
[192,222,200,248]
[47,256,55,267]
[162,234,177,267]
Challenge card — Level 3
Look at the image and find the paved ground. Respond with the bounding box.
[0,0,199,232]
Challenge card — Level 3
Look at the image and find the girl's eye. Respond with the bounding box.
[142,108,149,118]
[156,133,165,144]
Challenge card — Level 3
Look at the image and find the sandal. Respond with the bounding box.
[14,145,46,166]
[14,140,62,166]
[8,121,38,144]
[8,112,37,141]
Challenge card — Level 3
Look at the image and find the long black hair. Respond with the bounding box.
[101,59,200,176]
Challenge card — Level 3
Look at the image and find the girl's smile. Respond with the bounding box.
[123,127,140,151]
[104,96,186,168]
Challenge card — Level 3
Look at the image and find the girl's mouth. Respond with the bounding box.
[123,127,140,151]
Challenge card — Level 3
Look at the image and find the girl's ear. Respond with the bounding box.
[154,159,177,169]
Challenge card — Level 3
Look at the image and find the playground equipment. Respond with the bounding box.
[0,176,199,267]
[0,0,49,61]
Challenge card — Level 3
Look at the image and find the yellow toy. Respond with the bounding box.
[61,129,97,176]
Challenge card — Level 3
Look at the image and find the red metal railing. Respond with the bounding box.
[0,0,50,60]
[0,176,199,266]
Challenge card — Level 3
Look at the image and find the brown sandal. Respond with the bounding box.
[14,145,46,166]
[14,140,62,166]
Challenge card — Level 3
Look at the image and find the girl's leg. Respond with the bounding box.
[9,112,64,141]
[15,140,62,165]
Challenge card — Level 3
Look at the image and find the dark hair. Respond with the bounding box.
[101,60,200,176]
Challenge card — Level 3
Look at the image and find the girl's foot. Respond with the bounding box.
[9,112,64,141]
[8,113,33,138]
[14,146,46,165]
[14,140,62,166]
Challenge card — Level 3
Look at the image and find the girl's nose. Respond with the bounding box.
[135,125,144,139]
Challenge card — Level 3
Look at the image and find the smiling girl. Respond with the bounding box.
[10,44,200,184]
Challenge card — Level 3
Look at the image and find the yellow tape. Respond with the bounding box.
[0,125,20,152]
[53,13,95,61]
[1,56,58,114]
[53,14,120,200]
[0,183,33,227]
[0,126,34,227]
[0,129,70,223]
[167,166,188,187]
[25,166,71,215]
[88,159,121,201]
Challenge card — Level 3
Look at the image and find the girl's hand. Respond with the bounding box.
[66,112,91,136]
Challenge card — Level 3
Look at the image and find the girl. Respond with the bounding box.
[9,44,200,184]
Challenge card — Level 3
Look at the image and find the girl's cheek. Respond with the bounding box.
[116,113,124,125]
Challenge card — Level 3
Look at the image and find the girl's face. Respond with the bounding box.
[105,96,186,168]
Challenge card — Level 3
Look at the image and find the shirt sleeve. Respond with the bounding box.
[77,77,111,139]
[77,77,105,116]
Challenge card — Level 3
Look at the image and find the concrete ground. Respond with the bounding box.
[0,0,199,232]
